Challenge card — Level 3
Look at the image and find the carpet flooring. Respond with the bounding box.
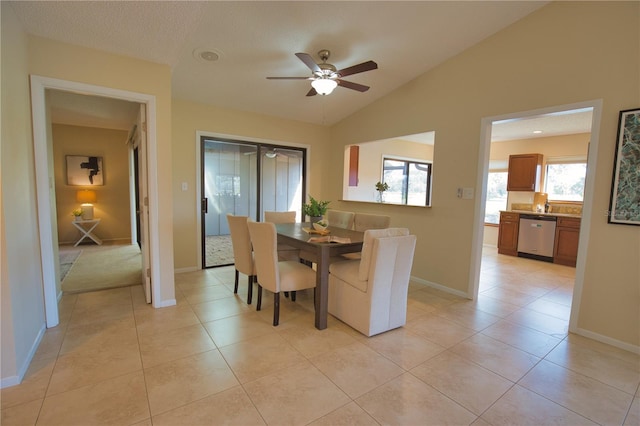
[59,248,82,282]
[61,243,142,294]
[205,235,234,266]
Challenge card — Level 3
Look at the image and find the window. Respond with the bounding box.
[485,171,508,224]
[382,158,432,206]
[545,161,586,201]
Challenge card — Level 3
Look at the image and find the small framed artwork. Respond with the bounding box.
[66,155,104,186]
[608,108,640,225]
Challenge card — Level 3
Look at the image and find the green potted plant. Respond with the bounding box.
[71,208,83,221]
[303,195,330,223]
[375,181,389,202]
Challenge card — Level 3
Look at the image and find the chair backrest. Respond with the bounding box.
[359,228,410,281]
[226,214,254,275]
[247,221,280,292]
[326,209,355,229]
[353,212,391,232]
[264,211,296,224]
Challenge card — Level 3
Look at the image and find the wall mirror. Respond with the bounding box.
[342,131,435,206]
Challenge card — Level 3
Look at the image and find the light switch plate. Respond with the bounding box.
[462,187,474,199]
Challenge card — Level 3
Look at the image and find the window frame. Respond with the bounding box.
[544,157,587,202]
[381,156,433,206]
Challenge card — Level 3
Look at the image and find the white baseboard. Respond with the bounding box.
[155,298,177,308]
[573,327,640,355]
[410,275,470,299]
[0,323,46,389]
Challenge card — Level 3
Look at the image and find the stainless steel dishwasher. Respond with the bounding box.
[517,214,557,262]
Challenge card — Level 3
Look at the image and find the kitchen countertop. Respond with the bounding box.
[502,210,582,219]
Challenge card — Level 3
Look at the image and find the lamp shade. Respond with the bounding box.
[311,78,338,95]
[76,190,97,204]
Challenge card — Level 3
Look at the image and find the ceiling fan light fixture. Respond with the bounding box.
[311,78,338,95]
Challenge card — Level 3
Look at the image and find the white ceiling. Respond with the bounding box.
[12,1,593,140]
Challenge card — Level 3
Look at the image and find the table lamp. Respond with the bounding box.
[76,190,97,220]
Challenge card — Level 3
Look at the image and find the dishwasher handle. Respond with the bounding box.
[519,214,557,222]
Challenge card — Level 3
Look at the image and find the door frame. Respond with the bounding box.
[195,130,310,270]
[30,75,162,327]
[469,99,603,335]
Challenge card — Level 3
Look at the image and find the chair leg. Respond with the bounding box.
[234,269,239,294]
[284,291,289,298]
[291,290,296,302]
[256,284,263,311]
[273,292,280,326]
[247,275,254,304]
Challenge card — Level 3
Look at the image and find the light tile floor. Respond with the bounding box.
[2,247,639,425]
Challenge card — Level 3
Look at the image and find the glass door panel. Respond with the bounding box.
[201,139,305,268]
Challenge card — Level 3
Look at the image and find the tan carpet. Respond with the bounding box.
[62,244,142,294]
[206,235,234,266]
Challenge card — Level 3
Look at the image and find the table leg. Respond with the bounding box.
[314,245,330,330]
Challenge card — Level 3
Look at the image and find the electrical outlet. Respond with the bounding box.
[181,182,188,191]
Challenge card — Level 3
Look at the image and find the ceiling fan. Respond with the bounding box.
[267,49,378,96]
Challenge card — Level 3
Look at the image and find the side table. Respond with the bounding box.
[72,218,103,247]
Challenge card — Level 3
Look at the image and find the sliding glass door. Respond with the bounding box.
[201,138,305,268]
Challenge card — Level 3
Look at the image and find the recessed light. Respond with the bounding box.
[193,48,222,63]
[533,130,543,134]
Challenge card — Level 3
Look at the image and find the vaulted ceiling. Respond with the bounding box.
[12,1,593,139]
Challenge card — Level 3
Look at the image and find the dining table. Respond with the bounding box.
[274,222,365,330]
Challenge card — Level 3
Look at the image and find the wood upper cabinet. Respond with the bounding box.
[497,211,519,256]
[554,216,581,267]
[507,154,543,191]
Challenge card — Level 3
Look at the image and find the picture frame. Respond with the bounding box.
[66,155,104,186]
[608,108,640,225]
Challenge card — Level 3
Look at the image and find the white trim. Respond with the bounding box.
[175,266,199,274]
[410,276,469,299]
[573,327,640,355]
[0,325,46,389]
[29,75,165,322]
[471,99,603,335]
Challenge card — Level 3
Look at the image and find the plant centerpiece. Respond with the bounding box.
[71,208,83,221]
[303,195,330,223]
[375,181,389,202]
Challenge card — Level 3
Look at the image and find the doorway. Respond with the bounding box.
[31,76,163,327]
[471,100,602,334]
[200,137,306,268]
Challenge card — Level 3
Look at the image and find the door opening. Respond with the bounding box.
[200,137,306,268]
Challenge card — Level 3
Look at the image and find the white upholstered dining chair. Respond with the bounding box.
[247,221,316,326]
[326,209,355,229]
[353,212,391,231]
[264,210,300,261]
[226,214,257,304]
[328,228,416,336]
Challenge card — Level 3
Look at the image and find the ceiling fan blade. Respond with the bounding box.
[295,52,321,73]
[337,79,370,92]
[266,76,312,80]
[337,60,378,78]
[306,87,317,97]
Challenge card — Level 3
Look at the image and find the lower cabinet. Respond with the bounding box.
[498,212,519,256]
[553,217,581,266]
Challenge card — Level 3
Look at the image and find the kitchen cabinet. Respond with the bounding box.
[554,216,581,266]
[498,211,520,256]
[507,154,543,191]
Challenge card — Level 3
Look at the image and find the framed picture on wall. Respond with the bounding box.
[66,155,104,186]
[608,108,640,225]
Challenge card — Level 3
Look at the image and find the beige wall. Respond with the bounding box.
[331,2,639,348]
[171,99,330,270]
[345,139,434,202]
[28,36,176,306]
[53,124,132,244]
[490,133,590,170]
[1,3,46,385]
